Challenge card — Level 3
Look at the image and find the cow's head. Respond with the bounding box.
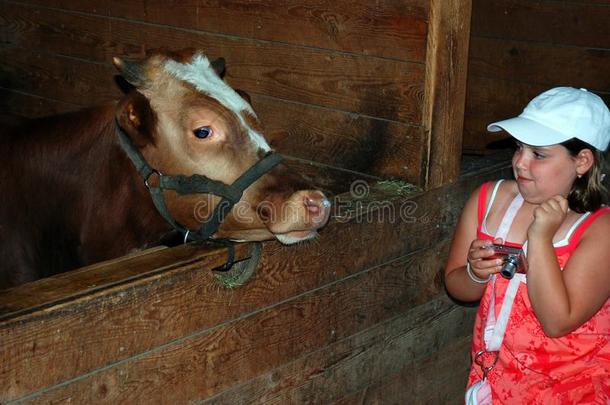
[113,49,330,244]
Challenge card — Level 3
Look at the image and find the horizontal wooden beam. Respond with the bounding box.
[201,295,476,404]
[471,0,610,49]
[0,4,426,124]
[11,0,430,61]
[0,243,252,321]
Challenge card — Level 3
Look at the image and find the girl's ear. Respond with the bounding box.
[575,149,594,176]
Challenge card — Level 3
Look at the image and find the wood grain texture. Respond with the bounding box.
[0,3,426,124]
[14,0,430,61]
[257,94,426,181]
[471,0,610,49]
[203,295,476,404]
[0,89,78,118]
[0,243,251,319]
[468,37,610,92]
[12,247,459,404]
[422,0,472,188]
[331,335,472,405]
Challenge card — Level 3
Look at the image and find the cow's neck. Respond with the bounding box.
[72,105,173,266]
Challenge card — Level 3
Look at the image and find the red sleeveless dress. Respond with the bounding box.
[467,181,610,404]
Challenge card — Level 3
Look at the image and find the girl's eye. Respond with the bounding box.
[533,151,545,159]
[193,126,213,139]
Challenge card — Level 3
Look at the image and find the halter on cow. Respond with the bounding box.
[116,121,283,243]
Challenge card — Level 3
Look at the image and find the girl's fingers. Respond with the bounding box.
[469,245,495,261]
[472,258,503,269]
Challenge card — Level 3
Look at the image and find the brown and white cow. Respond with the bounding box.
[0,49,331,289]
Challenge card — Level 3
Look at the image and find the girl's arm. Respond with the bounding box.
[444,185,503,302]
[527,198,610,337]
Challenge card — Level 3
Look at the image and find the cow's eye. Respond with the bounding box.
[193,126,213,139]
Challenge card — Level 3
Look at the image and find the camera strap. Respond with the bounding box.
[475,191,527,382]
[483,191,525,350]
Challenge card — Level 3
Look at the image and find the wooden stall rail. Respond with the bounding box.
[0,157,512,404]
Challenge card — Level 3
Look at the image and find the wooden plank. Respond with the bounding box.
[0,48,118,107]
[0,161,512,402]
[0,243,251,319]
[15,0,429,62]
[421,0,472,189]
[203,295,476,404]
[471,0,610,50]
[0,89,78,119]
[468,37,610,92]
[257,95,426,181]
[332,336,471,405]
[8,245,462,404]
[0,4,426,124]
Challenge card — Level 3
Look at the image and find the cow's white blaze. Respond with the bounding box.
[163,53,271,152]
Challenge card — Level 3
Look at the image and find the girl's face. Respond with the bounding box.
[512,141,578,203]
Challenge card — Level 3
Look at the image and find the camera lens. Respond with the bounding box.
[500,256,519,279]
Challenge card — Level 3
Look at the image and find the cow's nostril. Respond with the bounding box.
[303,195,331,214]
[304,196,320,214]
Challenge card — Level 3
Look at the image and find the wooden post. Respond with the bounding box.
[423,0,473,189]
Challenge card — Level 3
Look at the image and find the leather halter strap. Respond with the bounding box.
[115,120,284,243]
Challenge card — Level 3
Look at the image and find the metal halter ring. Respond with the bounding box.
[144,170,163,189]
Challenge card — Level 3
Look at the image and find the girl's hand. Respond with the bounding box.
[467,237,504,279]
[528,195,569,241]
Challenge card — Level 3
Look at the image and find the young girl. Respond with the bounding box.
[445,87,610,403]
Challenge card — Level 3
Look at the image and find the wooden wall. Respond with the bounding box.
[0,0,471,188]
[463,0,610,155]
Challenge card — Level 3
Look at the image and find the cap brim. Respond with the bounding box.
[487,117,572,147]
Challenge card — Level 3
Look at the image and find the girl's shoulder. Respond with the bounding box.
[579,206,610,240]
[478,179,519,213]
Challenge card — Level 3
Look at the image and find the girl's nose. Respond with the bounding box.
[513,152,528,170]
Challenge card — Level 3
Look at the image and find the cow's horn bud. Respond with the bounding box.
[113,57,145,88]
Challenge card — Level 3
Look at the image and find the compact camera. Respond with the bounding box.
[491,244,528,279]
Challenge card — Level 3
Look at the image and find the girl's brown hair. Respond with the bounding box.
[561,138,608,213]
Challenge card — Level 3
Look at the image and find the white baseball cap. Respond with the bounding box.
[487,87,610,151]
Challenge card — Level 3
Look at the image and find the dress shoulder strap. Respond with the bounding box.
[477,180,504,234]
[567,207,610,246]
[477,182,492,227]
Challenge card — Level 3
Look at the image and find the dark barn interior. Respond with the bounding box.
[0,0,609,403]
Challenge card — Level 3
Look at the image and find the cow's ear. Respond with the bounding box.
[113,56,146,88]
[116,91,156,147]
[210,57,226,78]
